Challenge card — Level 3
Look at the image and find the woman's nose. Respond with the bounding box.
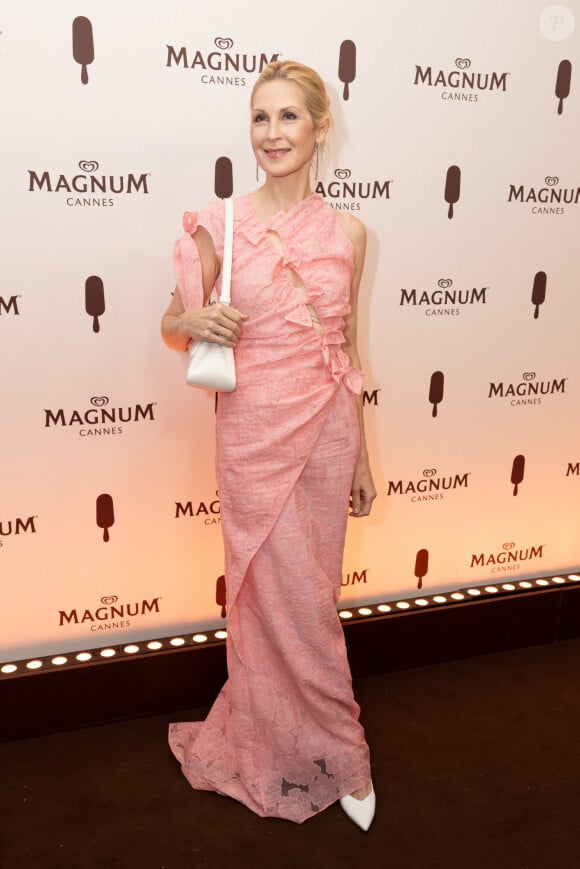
[266,120,280,139]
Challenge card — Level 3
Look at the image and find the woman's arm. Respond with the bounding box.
[161,225,246,352]
[338,212,377,518]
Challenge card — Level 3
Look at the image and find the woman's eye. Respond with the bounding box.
[283,112,297,120]
[253,114,266,123]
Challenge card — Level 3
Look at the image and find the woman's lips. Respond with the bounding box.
[264,148,291,159]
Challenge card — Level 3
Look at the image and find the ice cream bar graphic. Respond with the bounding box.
[531,271,546,319]
[214,157,233,199]
[510,454,525,496]
[444,165,461,219]
[96,493,114,542]
[555,60,571,115]
[414,548,429,590]
[428,370,444,417]
[72,16,94,85]
[338,40,356,101]
[85,275,105,332]
[216,574,226,618]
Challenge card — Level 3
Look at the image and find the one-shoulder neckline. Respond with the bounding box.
[241,192,323,229]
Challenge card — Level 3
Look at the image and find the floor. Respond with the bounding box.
[2,639,580,869]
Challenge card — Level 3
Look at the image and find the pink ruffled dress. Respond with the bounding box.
[169,193,371,823]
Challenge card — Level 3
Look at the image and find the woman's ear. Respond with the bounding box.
[317,116,331,145]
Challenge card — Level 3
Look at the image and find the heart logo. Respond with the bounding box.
[214,37,233,50]
[79,160,99,173]
[91,395,109,407]
[422,468,437,478]
[455,58,471,70]
[545,176,558,186]
[522,372,536,382]
[438,278,453,289]
[334,168,351,179]
[100,595,118,604]
[503,542,515,550]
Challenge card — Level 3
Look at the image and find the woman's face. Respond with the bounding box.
[251,79,324,180]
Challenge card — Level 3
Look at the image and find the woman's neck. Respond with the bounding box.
[251,169,313,221]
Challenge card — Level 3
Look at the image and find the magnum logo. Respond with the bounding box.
[44,395,156,435]
[341,568,368,587]
[96,494,114,542]
[429,371,444,417]
[338,40,356,100]
[444,166,461,218]
[488,371,567,405]
[58,594,161,630]
[567,462,579,476]
[531,271,546,319]
[508,176,580,215]
[400,277,488,316]
[28,160,150,208]
[387,468,470,502]
[175,493,220,525]
[555,60,572,114]
[510,454,525,496]
[0,295,20,316]
[414,58,509,101]
[315,169,392,212]
[362,389,380,406]
[215,157,233,199]
[85,276,105,332]
[72,16,94,85]
[0,516,37,547]
[470,541,545,573]
[166,37,279,86]
[414,549,428,589]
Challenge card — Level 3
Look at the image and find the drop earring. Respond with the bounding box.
[315,142,320,181]
[256,161,260,183]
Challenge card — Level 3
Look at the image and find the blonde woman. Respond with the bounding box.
[161,61,376,830]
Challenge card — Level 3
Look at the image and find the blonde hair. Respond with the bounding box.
[251,60,331,132]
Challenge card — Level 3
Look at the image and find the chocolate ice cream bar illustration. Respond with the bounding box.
[510,454,525,496]
[96,493,114,542]
[414,548,429,590]
[428,370,444,417]
[85,275,105,333]
[216,574,226,618]
[531,271,546,319]
[444,165,461,219]
[338,40,356,101]
[214,157,233,200]
[72,16,94,85]
[555,60,571,115]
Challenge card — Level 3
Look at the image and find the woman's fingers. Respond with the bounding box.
[185,303,247,345]
[211,306,246,342]
[349,485,376,517]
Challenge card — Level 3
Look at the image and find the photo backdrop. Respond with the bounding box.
[1,0,579,661]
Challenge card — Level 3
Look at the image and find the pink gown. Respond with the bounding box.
[169,192,371,823]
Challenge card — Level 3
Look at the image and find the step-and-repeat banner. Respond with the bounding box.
[1,1,579,661]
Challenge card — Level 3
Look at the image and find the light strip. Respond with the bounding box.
[1,572,578,679]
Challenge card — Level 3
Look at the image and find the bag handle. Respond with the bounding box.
[220,198,234,305]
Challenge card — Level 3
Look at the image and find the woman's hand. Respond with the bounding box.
[349,456,377,517]
[162,285,248,352]
[181,302,247,347]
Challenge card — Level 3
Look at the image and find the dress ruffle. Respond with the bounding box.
[173,203,226,310]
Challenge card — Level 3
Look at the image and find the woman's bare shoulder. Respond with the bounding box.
[336,210,367,246]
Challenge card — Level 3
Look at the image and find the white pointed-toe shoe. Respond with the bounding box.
[339,783,375,831]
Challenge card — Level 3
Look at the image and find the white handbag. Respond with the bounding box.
[185,197,236,392]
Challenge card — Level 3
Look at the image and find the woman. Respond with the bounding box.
[161,61,377,830]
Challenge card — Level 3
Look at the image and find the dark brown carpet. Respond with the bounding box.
[2,639,580,869]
